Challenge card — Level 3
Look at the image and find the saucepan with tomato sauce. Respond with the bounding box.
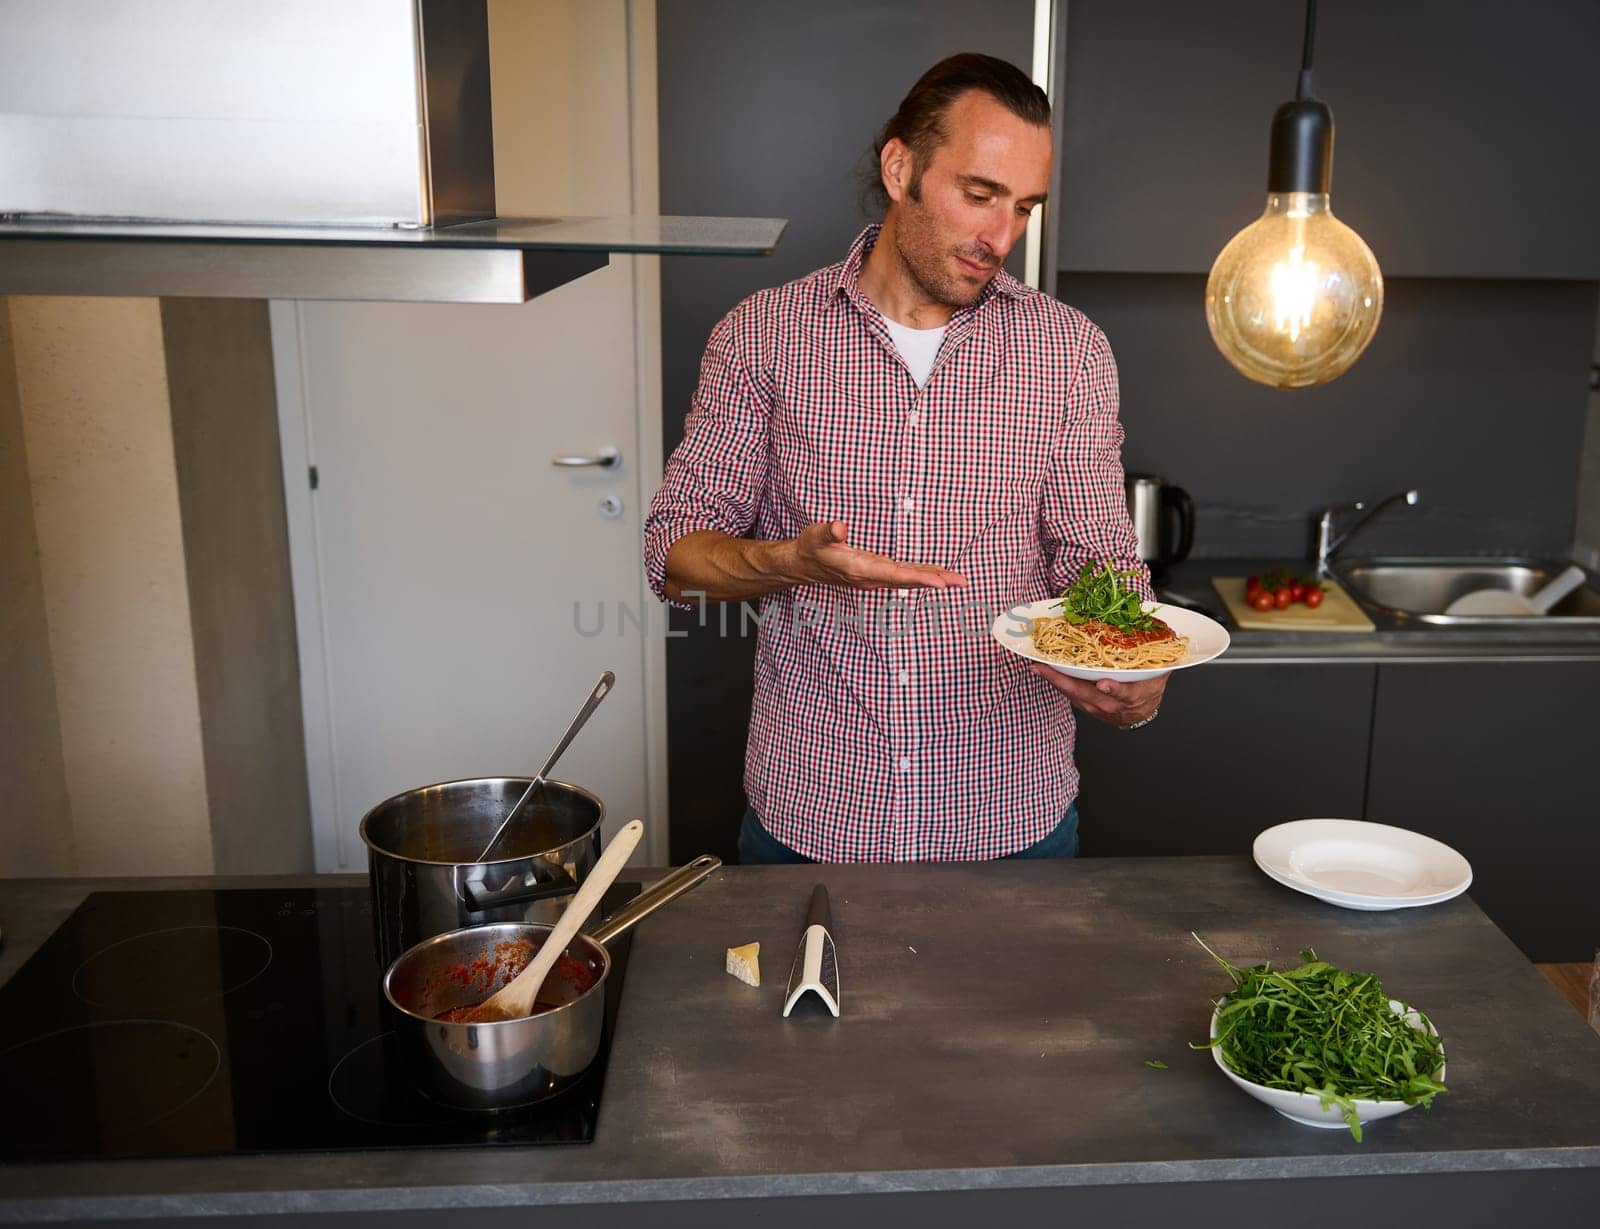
[383,853,720,1110]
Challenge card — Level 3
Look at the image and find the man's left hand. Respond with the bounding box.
[1027,662,1169,729]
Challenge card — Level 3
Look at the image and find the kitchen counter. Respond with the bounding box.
[2,862,1598,1227]
[1160,558,1600,660]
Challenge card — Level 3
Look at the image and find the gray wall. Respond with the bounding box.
[0,299,75,875]
[1578,312,1600,568]
[1062,273,1599,558]
[163,299,314,875]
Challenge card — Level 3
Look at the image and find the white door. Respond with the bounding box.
[272,273,655,869]
[270,1,668,870]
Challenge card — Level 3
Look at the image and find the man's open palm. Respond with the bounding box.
[795,520,968,591]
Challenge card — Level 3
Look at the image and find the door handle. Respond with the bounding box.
[550,446,621,470]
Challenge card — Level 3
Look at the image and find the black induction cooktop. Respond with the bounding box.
[0,885,636,1160]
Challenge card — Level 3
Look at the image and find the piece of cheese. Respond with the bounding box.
[725,941,760,987]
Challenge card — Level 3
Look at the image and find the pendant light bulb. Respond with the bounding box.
[1206,0,1383,389]
[1206,188,1383,389]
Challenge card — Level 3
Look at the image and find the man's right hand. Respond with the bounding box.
[790,520,968,591]
[662,521,967,605]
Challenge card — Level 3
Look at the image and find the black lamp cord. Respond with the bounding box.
[1296,0,1318,100]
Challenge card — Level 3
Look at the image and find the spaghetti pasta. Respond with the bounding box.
[1030,613,1189,670]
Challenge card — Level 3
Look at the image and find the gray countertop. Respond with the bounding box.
[2,860,1599,1222]
[1159,558,1600,661]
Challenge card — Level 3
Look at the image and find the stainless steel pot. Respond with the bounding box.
[359,776,604,969]
[383,855,721,1110]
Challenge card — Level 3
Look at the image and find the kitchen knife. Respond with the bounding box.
[782,883,840,1018]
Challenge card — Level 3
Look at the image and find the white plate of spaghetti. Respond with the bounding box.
[991,598,1231,681]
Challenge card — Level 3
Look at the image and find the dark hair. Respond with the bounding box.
[860,53,1051,213]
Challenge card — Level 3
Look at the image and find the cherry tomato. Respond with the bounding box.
[1303,586,1325,609]
[1249,589,1275,612]
[1246,575,1261,594]
[1274,587,1293,609]
[1289,582,1305,601]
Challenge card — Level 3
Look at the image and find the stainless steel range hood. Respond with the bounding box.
[0,215,788,304]
[0,0,783,303]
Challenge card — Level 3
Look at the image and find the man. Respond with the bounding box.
[644,53,1165,863]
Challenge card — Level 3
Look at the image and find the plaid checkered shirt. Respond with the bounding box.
[645,224,1151,860]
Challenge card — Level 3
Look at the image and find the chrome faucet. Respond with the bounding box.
[1315,489,1419,574]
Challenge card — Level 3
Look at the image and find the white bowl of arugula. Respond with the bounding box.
[1195,936,1447,1142]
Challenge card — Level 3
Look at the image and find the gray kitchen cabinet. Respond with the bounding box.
[1058,0,1600,278]
[1365,661,1600,962]
[1073,663,1376,857]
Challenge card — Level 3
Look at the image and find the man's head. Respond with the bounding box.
[869,54,1052,308]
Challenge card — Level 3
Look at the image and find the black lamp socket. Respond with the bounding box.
[1267,99,1334,194]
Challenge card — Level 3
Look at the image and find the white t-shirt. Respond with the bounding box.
[883,318,948,389]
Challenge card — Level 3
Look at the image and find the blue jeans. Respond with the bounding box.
[736,802,1080,864]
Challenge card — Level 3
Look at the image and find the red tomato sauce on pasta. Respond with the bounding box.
[1082,617,1177,650]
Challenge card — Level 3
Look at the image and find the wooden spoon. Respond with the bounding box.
[453,818,644,1025]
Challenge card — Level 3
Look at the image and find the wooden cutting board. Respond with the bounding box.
[1211,576,1376,632]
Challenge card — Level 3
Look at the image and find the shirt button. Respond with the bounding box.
[896,587,910,598]
[898,670,910,685]
[908,412,921,427]
[898,757,912,771]
[901,497,915,512]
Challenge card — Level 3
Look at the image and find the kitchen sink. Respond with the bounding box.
[1333,557,1600,627]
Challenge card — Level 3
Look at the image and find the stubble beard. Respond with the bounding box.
[892,200,994,310]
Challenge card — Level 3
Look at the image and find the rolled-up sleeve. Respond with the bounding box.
[643,306,771,608]
[1038,324,1155,601]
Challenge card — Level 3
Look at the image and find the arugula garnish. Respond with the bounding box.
[1057,560,1157,632]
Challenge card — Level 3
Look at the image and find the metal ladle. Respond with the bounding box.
[475,670,615,863]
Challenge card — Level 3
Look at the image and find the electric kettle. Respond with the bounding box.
[1125,473,1194,570]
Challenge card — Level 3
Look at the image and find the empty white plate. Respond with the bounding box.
[1253,819,1472,911]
